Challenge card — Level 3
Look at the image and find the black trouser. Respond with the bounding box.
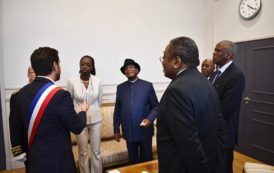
[126,138,153,164]
[226,147,234,173]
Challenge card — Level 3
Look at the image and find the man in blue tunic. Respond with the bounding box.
[113,59,159,164]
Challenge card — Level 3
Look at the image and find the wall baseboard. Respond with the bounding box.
[2,82,169,169]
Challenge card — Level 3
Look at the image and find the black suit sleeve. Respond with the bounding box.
[9,92,25,156]
[146,83,159,122]
[57,90,86,134]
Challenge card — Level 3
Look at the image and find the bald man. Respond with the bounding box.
[27,66,36,83]
[201,58,215,78]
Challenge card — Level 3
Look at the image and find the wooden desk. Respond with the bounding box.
[106,160,158,173]
[105,152,265,173]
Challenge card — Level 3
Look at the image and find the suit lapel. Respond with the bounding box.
[213,63,235,86]
[90,76,99,99]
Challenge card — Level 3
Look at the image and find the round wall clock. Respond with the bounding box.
[239,0,261,20]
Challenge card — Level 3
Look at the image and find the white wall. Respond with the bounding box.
[213,0,274,44]
[2,0,213,89]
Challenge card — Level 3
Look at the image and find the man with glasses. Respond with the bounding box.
[157,36,228,173]
[113,59,159,164]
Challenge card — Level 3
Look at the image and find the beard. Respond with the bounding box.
[55,71,60,81]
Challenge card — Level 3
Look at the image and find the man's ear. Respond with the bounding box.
[173,56,182,69]
[52,61,58,72]
[226,52,234,60]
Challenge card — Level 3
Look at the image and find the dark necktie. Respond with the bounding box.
[212,70,221,84]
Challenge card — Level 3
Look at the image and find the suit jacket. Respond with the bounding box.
[14,77,86,173]
[9,91,28,157]
[209,63,245,147]
[157,67,228,173]
[67,74,103,125]
[113,79,159,142]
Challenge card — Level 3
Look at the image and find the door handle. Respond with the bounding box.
[243,97,251,104]
[243,97,251,101]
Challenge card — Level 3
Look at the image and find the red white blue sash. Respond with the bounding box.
[27,82,61,147]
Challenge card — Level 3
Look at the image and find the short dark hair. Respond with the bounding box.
[30,47,59,76]
[80,55,96,75]
[169,37,200,68]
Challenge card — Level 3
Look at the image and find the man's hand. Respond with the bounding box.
[114,133,121,142]
[140,119,151,128]
[80,100,89,112]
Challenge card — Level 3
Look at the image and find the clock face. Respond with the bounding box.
[239,0,261,20]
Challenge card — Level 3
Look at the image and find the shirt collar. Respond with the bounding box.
[129,78,138,83]
[176,67,188,76]
[36,75,55,83]
[218,60,232,74]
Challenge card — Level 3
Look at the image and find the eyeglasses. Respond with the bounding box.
[159,56,163,62]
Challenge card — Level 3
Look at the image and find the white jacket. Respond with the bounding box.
[67,75,103,124]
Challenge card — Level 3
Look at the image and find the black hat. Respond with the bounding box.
[120,59,141,74]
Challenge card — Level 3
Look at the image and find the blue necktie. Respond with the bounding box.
[212,70,221,84]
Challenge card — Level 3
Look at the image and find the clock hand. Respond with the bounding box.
[247,4,256,10]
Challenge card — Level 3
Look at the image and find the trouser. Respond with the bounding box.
[226,147,234,173]
[126,137,153,164]
[77,122,102,173]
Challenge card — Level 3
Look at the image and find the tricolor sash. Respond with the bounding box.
[27,82,61,147]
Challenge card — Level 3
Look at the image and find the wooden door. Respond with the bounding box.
[235,38,274,165]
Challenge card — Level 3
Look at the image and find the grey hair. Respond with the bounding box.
[221,40,238,57]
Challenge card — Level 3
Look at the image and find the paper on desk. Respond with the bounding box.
[108,170,121,173]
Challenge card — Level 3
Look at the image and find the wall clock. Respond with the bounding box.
[239,0,261,20]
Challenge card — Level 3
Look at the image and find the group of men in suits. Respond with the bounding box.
[157,37,245,173]
[9,37,244,173]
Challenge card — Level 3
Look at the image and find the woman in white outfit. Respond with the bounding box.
[67,55,103,173]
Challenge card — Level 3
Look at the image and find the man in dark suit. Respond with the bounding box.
[9,66,36,172]
[10,47,89,173]
[157,36,228,173]
[210,40,245,173]
[113,59,159,164]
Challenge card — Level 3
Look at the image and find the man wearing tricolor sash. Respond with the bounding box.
[11,47,88,173]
